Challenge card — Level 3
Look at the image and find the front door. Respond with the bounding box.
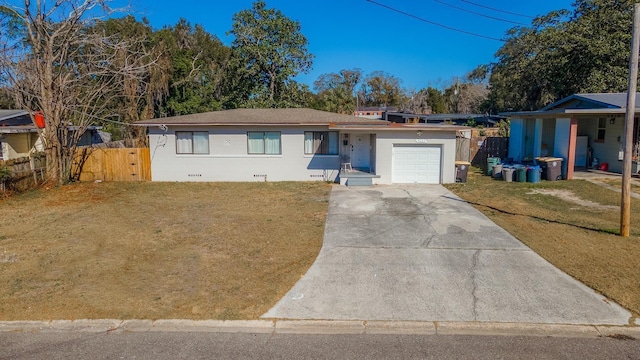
[351,135,370,171]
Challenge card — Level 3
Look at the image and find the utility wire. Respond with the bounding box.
[366,0,504,42]
[460,0,535,19]
[434,0,527,26]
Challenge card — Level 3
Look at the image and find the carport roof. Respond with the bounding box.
[501,93,640,118]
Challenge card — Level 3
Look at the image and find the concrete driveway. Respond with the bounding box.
[263,185,631,325]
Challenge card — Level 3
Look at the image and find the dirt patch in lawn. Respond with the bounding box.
[0,182,331,320]
[446,168,640,317]
[527,189,618,211]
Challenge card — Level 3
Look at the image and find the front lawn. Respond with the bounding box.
[0,182,330,320]
[445,168,640,317]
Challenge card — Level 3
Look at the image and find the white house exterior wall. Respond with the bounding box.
[1,133,38,160]
[583,116,625,173]
[373,131,457,184]
[148,125,340,182]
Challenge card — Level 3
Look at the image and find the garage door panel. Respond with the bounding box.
[392,145,441,184]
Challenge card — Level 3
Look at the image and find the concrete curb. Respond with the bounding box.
[0,320,638,338]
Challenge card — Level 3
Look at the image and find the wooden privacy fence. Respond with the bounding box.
[75,148,150,182]
[0,156,46,191]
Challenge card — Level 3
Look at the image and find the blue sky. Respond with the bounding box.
[131,0,574,91]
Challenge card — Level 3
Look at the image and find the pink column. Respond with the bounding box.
[566,118,578,180]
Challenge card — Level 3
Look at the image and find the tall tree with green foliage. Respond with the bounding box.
[89,16,170,145]
[313,68,362,114]
[426,87,447,113]
[486,0,635,112]
[228,0,313,108]
[359,71,407,107]
[157,19,231,115]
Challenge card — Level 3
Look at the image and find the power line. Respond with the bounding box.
[366,0,505,42]
[434,0,527,26]
[460,0,536,19]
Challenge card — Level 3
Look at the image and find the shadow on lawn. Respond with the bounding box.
[443,195,622,236]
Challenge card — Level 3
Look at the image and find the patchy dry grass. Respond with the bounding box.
[445,168,640,316]
[0,182,330,320]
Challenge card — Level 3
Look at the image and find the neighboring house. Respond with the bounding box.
[354,106,398,119]
[135,108,465,184]
[0,110,39,160]
[0,109,109,161]
[503,93,640,179]
[386,112,506,127]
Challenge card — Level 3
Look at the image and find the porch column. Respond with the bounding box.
[554,118,571,179]
[533,118,543,158]
[508,118,525,161]
[566,117,578,180]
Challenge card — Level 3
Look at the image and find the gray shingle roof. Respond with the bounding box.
[543,93,640,111]
[574,93,640,108]
[0,109,28,121]
[135,108,391,126]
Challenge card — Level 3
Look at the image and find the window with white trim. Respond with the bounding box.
[304,131,339,155]
[597,118,606,142]
[247,131,281,154]
[176,131,209,154]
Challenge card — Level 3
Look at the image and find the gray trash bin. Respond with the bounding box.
[455,161,471,183]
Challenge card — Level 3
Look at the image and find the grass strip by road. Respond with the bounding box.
[445,168,640,317]
[0,182,330,320]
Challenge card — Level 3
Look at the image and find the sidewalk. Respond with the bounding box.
[574,169,640,199]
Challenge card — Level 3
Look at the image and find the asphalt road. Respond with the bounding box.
[1,332,638,359]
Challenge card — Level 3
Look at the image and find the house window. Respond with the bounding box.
[597,118,606,142]
[176,131,209,154]
[304,131,339,155]
[248,131,281,154]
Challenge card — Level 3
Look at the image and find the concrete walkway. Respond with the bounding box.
[263,185,631,325]
[573,170,640,199]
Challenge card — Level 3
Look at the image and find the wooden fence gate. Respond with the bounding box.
[76,148,150,182]
[471,137,509,169]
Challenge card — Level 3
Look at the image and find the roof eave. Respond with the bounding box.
[500,108,633,118]
[139,121,389,127]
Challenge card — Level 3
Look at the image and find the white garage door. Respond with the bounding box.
[392,145,441,184]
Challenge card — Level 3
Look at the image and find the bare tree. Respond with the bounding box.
[0,0,155,184]
[402,89,431,114]
[444,76,489,114]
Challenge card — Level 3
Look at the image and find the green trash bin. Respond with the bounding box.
[515,166,527,182]
[487,157,500,176]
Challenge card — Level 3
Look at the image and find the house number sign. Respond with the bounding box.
[415,139,428,143]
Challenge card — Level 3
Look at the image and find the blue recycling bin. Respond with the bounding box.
[527,165,542,183]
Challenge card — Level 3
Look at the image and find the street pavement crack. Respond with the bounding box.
[471,250,480,321]
[421,234,436,248]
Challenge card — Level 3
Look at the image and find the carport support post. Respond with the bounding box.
[621,2,640,237]
[566,118,578,180]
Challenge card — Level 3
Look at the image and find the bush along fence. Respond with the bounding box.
[0,155,46,192]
